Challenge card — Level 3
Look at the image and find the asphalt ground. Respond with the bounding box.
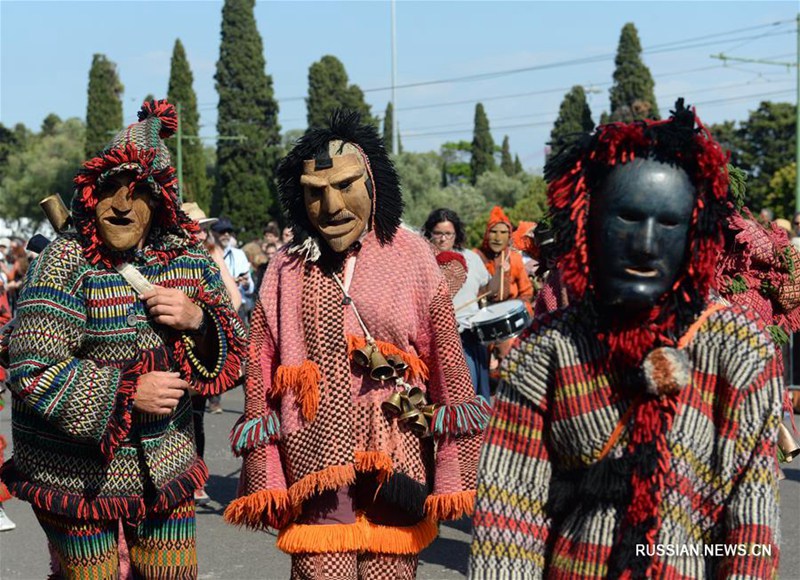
[1,385,799,579]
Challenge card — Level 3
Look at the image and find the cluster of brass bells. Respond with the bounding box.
[352,342,399,382]
[381,386,435,438]
[352,342,434,437]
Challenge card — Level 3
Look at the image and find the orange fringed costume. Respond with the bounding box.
[474,207,533,304]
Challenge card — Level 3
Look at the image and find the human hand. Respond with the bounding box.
[140,285,203,331]
[133,371,190,415]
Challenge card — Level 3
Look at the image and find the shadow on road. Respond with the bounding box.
[420,535,470,575]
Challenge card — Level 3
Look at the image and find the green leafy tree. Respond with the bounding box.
[764,162,797,218]
[214,0,282,240]
[383,101,394,153]
[550,86,594,156]
[609,23,659,121]
[306,55,373,129]
[394,152,488,229]
[470,103,495,184]
[500,135,514,176]
[0,123,21,182]
[441,140,472,185]
[41,114,62,136]
[711,102,796,211]
[508,175,548,224]
[85,54,123,157]
[0,117,86,232]
[476,169,529,208]
[514,154,523,175]
[737,101,796,211]
[167,38,210,209]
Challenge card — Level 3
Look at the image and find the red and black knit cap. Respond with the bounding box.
[544,98,731,367]
[72,99,198,266]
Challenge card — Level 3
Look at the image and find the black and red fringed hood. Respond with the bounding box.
[544,99,731,367]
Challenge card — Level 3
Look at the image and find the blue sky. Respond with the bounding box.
[1,1,797,173]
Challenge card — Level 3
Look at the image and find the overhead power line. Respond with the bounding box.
[401,87,796,140]
[196,18,796,111]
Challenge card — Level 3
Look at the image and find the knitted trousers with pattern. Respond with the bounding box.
[35,497,197,580]
[291,552,418,580]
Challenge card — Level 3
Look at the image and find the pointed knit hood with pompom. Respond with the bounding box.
[71,99,199,268]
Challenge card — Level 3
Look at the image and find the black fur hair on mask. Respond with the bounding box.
[277,110,404,270]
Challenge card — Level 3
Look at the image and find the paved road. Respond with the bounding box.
[1,386,799,579]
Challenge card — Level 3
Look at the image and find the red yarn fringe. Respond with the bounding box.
[171,286,246,397]
[0,457,207,521]
[99,346,169,463]
[137,99,178,138]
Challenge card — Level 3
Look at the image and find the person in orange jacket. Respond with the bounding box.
[474,206,534,367]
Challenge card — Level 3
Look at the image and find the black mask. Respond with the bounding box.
[588,157,696,313]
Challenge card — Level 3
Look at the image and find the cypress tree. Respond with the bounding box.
[383,101,394,153]
[214,0,281,240]
[514,154,523,175]
[470,103,495,185]
[85,54,123,157]
[609,23,659,121]
[500,135,514,176]
[550,86,595,155]
[167,39,210,209]
[306,55,373,129]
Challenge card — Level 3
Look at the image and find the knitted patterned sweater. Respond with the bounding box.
[225,228,489,555]
[1,234,246,520]
[470,303,781,579]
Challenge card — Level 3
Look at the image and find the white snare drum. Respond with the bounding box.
[469,299,532,345]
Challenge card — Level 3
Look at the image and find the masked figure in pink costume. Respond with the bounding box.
[225,111,488,579]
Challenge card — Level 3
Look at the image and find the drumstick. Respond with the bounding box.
[455,291,492,312]
[498,250,505,300]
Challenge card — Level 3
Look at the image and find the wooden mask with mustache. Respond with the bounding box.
[301,141,373,253]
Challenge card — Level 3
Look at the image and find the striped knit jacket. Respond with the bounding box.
[470,303,782,579]
[1,233,246,520]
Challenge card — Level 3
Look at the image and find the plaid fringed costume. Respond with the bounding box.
[225,111,487,578]
[470,101,782,579]
[0,100,246,578]
[471,304,781,578]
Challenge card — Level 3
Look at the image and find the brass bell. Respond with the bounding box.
[352,344,375,368]
[369,349,395,382]
[381,391,405,417]
[406,386,428,409]
[421,404,436,422]
[386,354,409,377]
[406,412,429,437]
[777,423,800,463]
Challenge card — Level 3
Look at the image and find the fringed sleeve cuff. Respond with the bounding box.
[425,490,476,521]
[431,396,491,440]
[223,489,291,531]
[99,346,169,463]
[230,413,281,457]
[173,287,246,396]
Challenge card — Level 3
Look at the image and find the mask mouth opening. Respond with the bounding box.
[625,266,659,278]
[105,216,134,226]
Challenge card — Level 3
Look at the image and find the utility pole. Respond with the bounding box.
[712,14,800,211]
[391,0,398,155]
[176,102,183,203]
[173,101,245,205]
